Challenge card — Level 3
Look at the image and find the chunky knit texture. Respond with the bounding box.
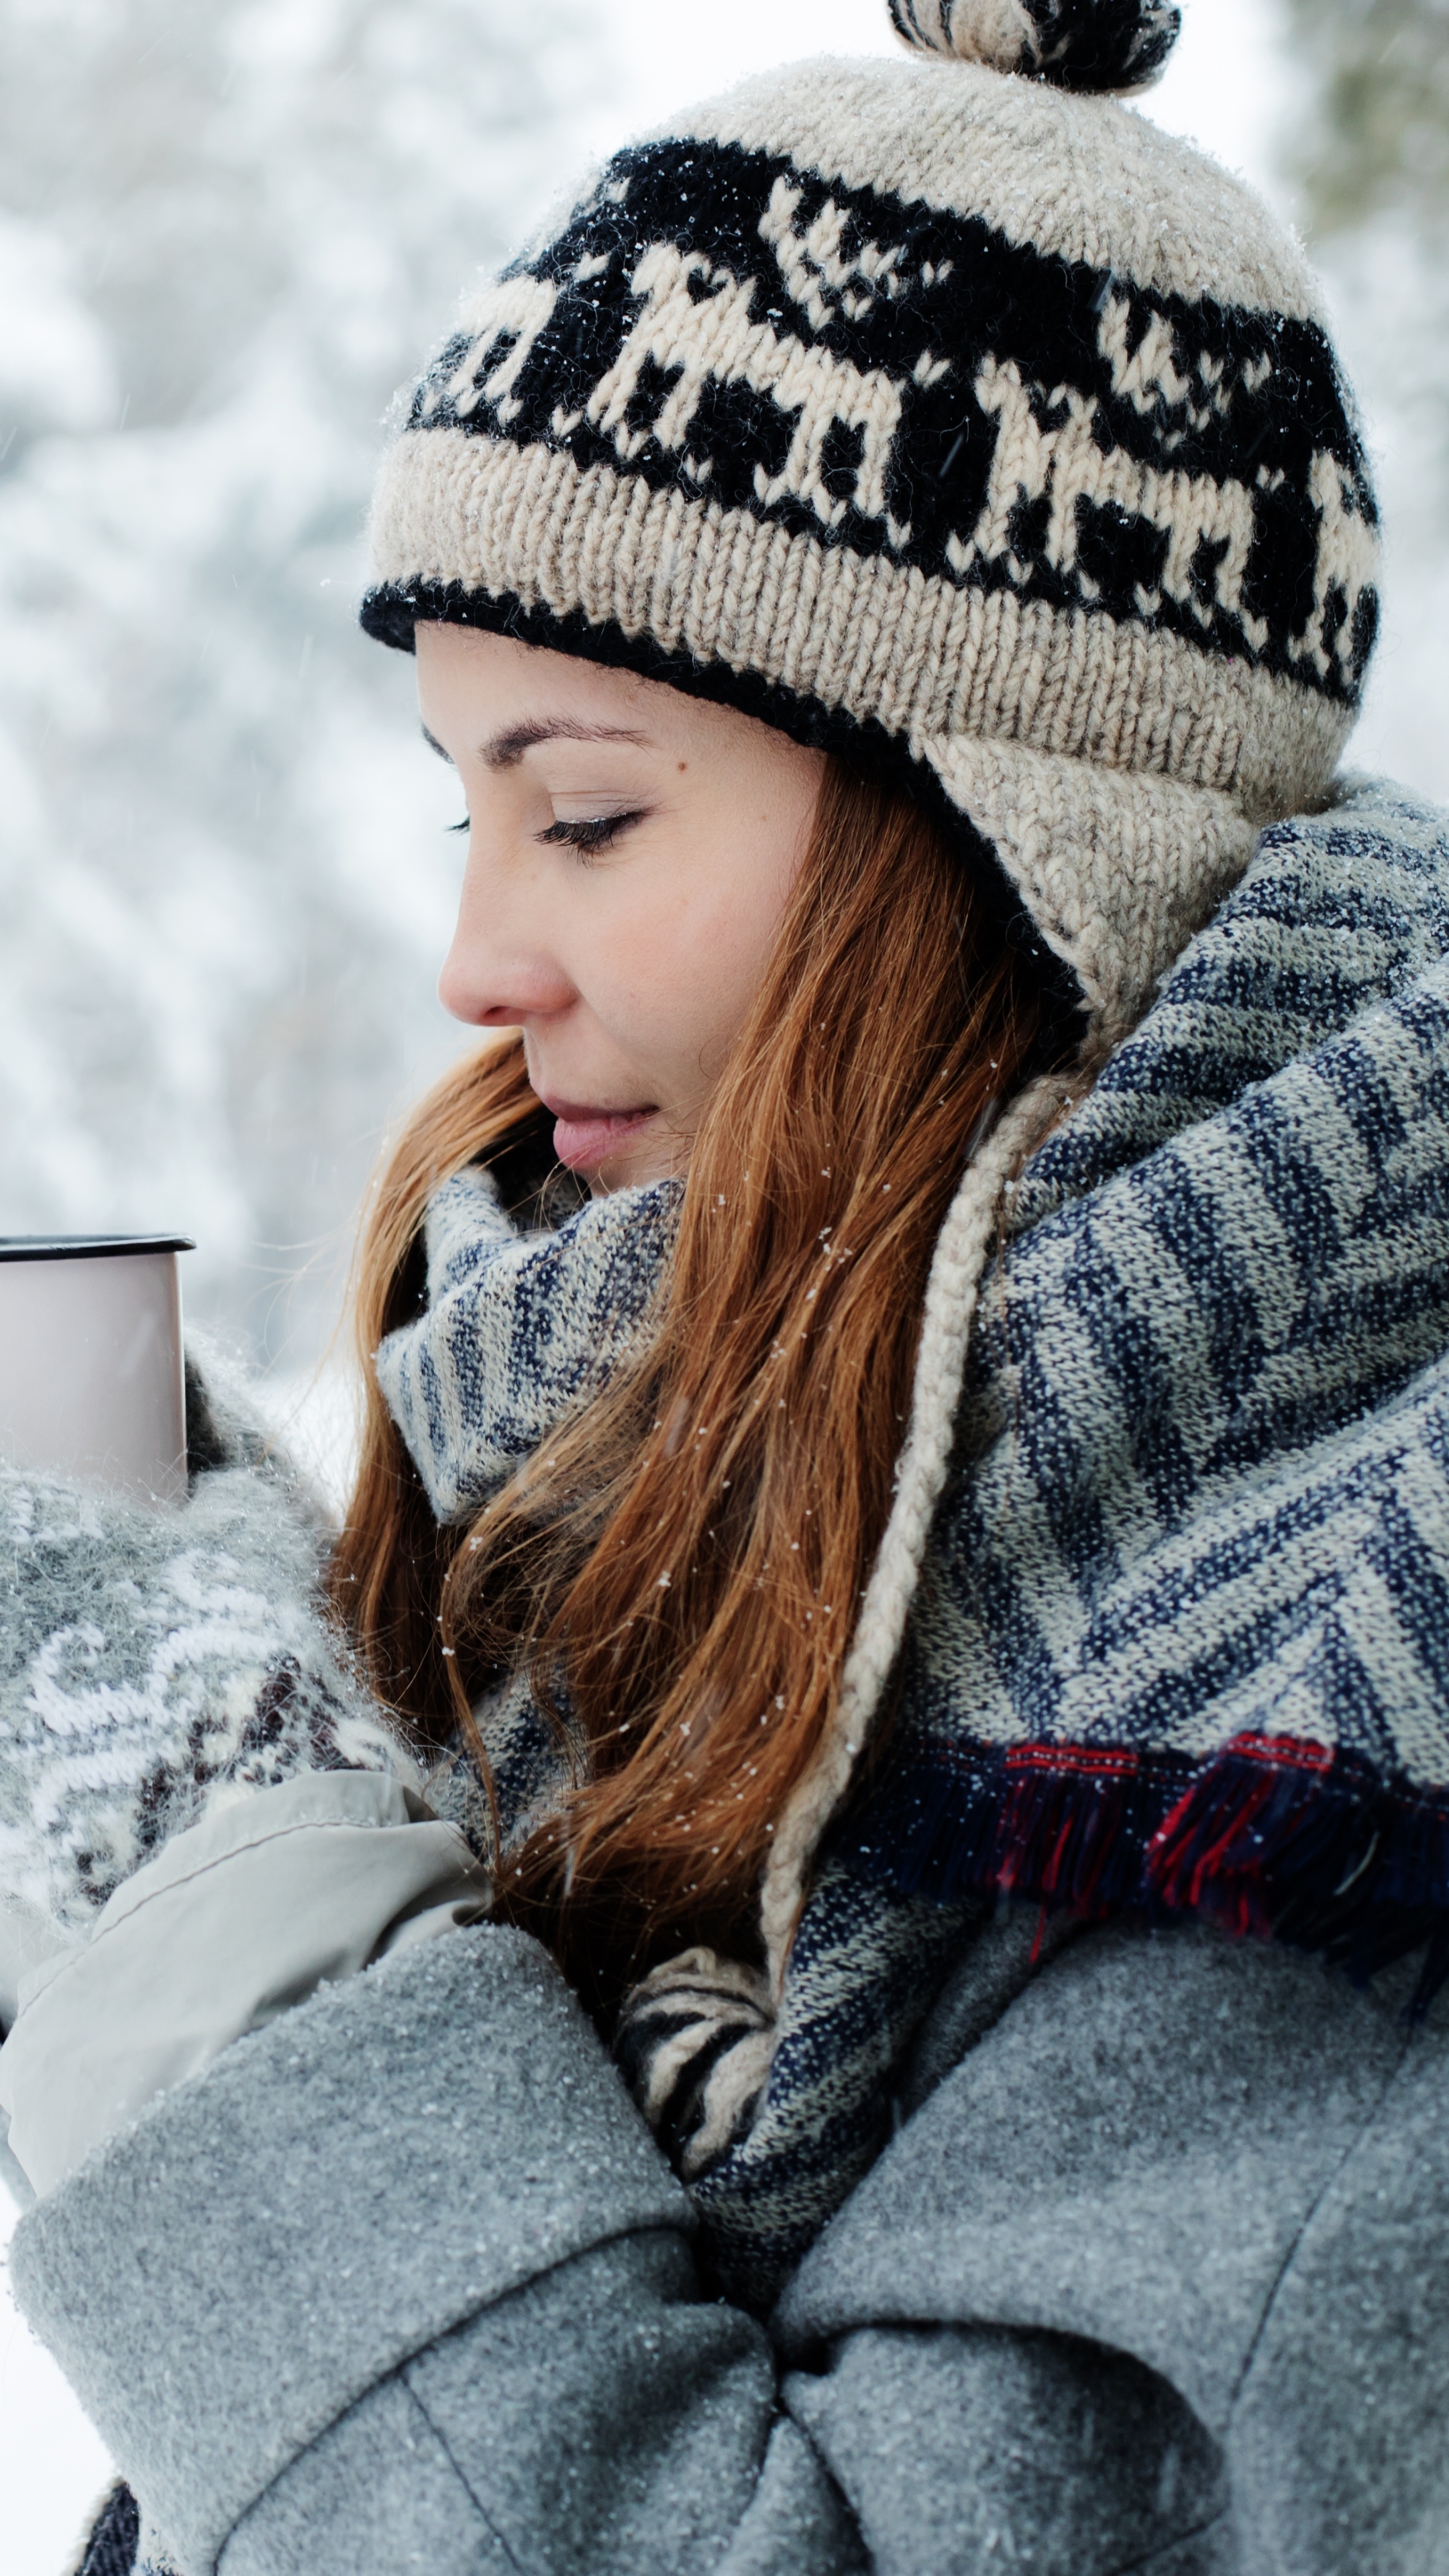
[850,783,1449,1917]
[890,0,1183,90]
[375,1167,681,1524]
[700,778,1449,2299]
[362,3,1378,1042]
[0,1347,413,1941]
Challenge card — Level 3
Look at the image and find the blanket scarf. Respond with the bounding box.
[380,778,1449,2308]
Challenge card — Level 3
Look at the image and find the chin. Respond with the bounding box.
[588,1131,687,1195]
[587,1152,670,1197]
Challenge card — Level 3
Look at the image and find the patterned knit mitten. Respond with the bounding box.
[0,1345,415,1940]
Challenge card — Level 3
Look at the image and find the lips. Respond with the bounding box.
[541,1094,658,1174]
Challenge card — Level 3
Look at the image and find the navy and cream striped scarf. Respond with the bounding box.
[381,778,1449,2308]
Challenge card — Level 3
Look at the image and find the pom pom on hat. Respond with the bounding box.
[888,0,1181,92]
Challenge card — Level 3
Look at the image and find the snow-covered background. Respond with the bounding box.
[3,0,1448,2567]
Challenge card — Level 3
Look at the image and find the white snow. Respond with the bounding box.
[1,2175,114,2576]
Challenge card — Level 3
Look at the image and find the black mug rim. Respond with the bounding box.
[0,1236,195,1264]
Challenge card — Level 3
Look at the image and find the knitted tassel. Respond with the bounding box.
[614,1947,775,2178]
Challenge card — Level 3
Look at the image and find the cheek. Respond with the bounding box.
[672,878,780,1028]
[645,871,788,1087]
[568,869,781,1079]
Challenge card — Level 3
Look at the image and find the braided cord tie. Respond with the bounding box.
[759,1073,1061,1988]
[619,1077,1060,2174]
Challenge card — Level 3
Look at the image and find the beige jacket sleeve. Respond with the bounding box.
[0,1769,490,2196]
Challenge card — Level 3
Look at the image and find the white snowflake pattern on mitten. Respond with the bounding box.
[0,1352,417,1937]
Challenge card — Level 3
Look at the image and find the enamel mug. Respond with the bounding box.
[0,1235,194,1506]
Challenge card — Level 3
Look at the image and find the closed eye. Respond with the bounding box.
[538,810,645,856]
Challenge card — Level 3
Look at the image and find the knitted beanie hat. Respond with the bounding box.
[363,0,1380,1042]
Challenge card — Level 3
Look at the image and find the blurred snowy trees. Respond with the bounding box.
[1284,0,1449,795]
[1,0,1448,1381]
[0,0,604,1358]
[1288,0,1449,231]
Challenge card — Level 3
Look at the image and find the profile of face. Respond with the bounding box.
[417,624,825,1191]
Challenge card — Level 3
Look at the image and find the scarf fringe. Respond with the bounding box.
[835,1731,1449,2015]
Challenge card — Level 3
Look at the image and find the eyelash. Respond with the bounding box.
[538,811,644,855]
[445,811,646,853]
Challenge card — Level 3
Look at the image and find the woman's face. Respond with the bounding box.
[417,623,824,1191]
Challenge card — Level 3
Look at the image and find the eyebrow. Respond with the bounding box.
[420,718,652,768]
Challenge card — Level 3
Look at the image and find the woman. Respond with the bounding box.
[4,3,1449,2568]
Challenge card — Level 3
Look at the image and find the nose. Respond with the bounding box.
[437,838,578,1029]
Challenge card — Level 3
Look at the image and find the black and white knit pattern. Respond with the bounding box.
[374,122,1372,698]
[0,1351,412,1938]
[380,133,1374,709]
[614,1949,775,2180]
[891,0,1182,91]
[364,3,1378,1044]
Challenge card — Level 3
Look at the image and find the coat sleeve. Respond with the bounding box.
[9,1925,857,2576]
[12,1917,1448,2576]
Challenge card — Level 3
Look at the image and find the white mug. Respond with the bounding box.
[0,1236,194,1507]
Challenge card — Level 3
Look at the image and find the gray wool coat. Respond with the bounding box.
[12,1898,1449,2575]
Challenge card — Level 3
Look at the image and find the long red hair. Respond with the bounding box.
[329,761,1050,2002]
